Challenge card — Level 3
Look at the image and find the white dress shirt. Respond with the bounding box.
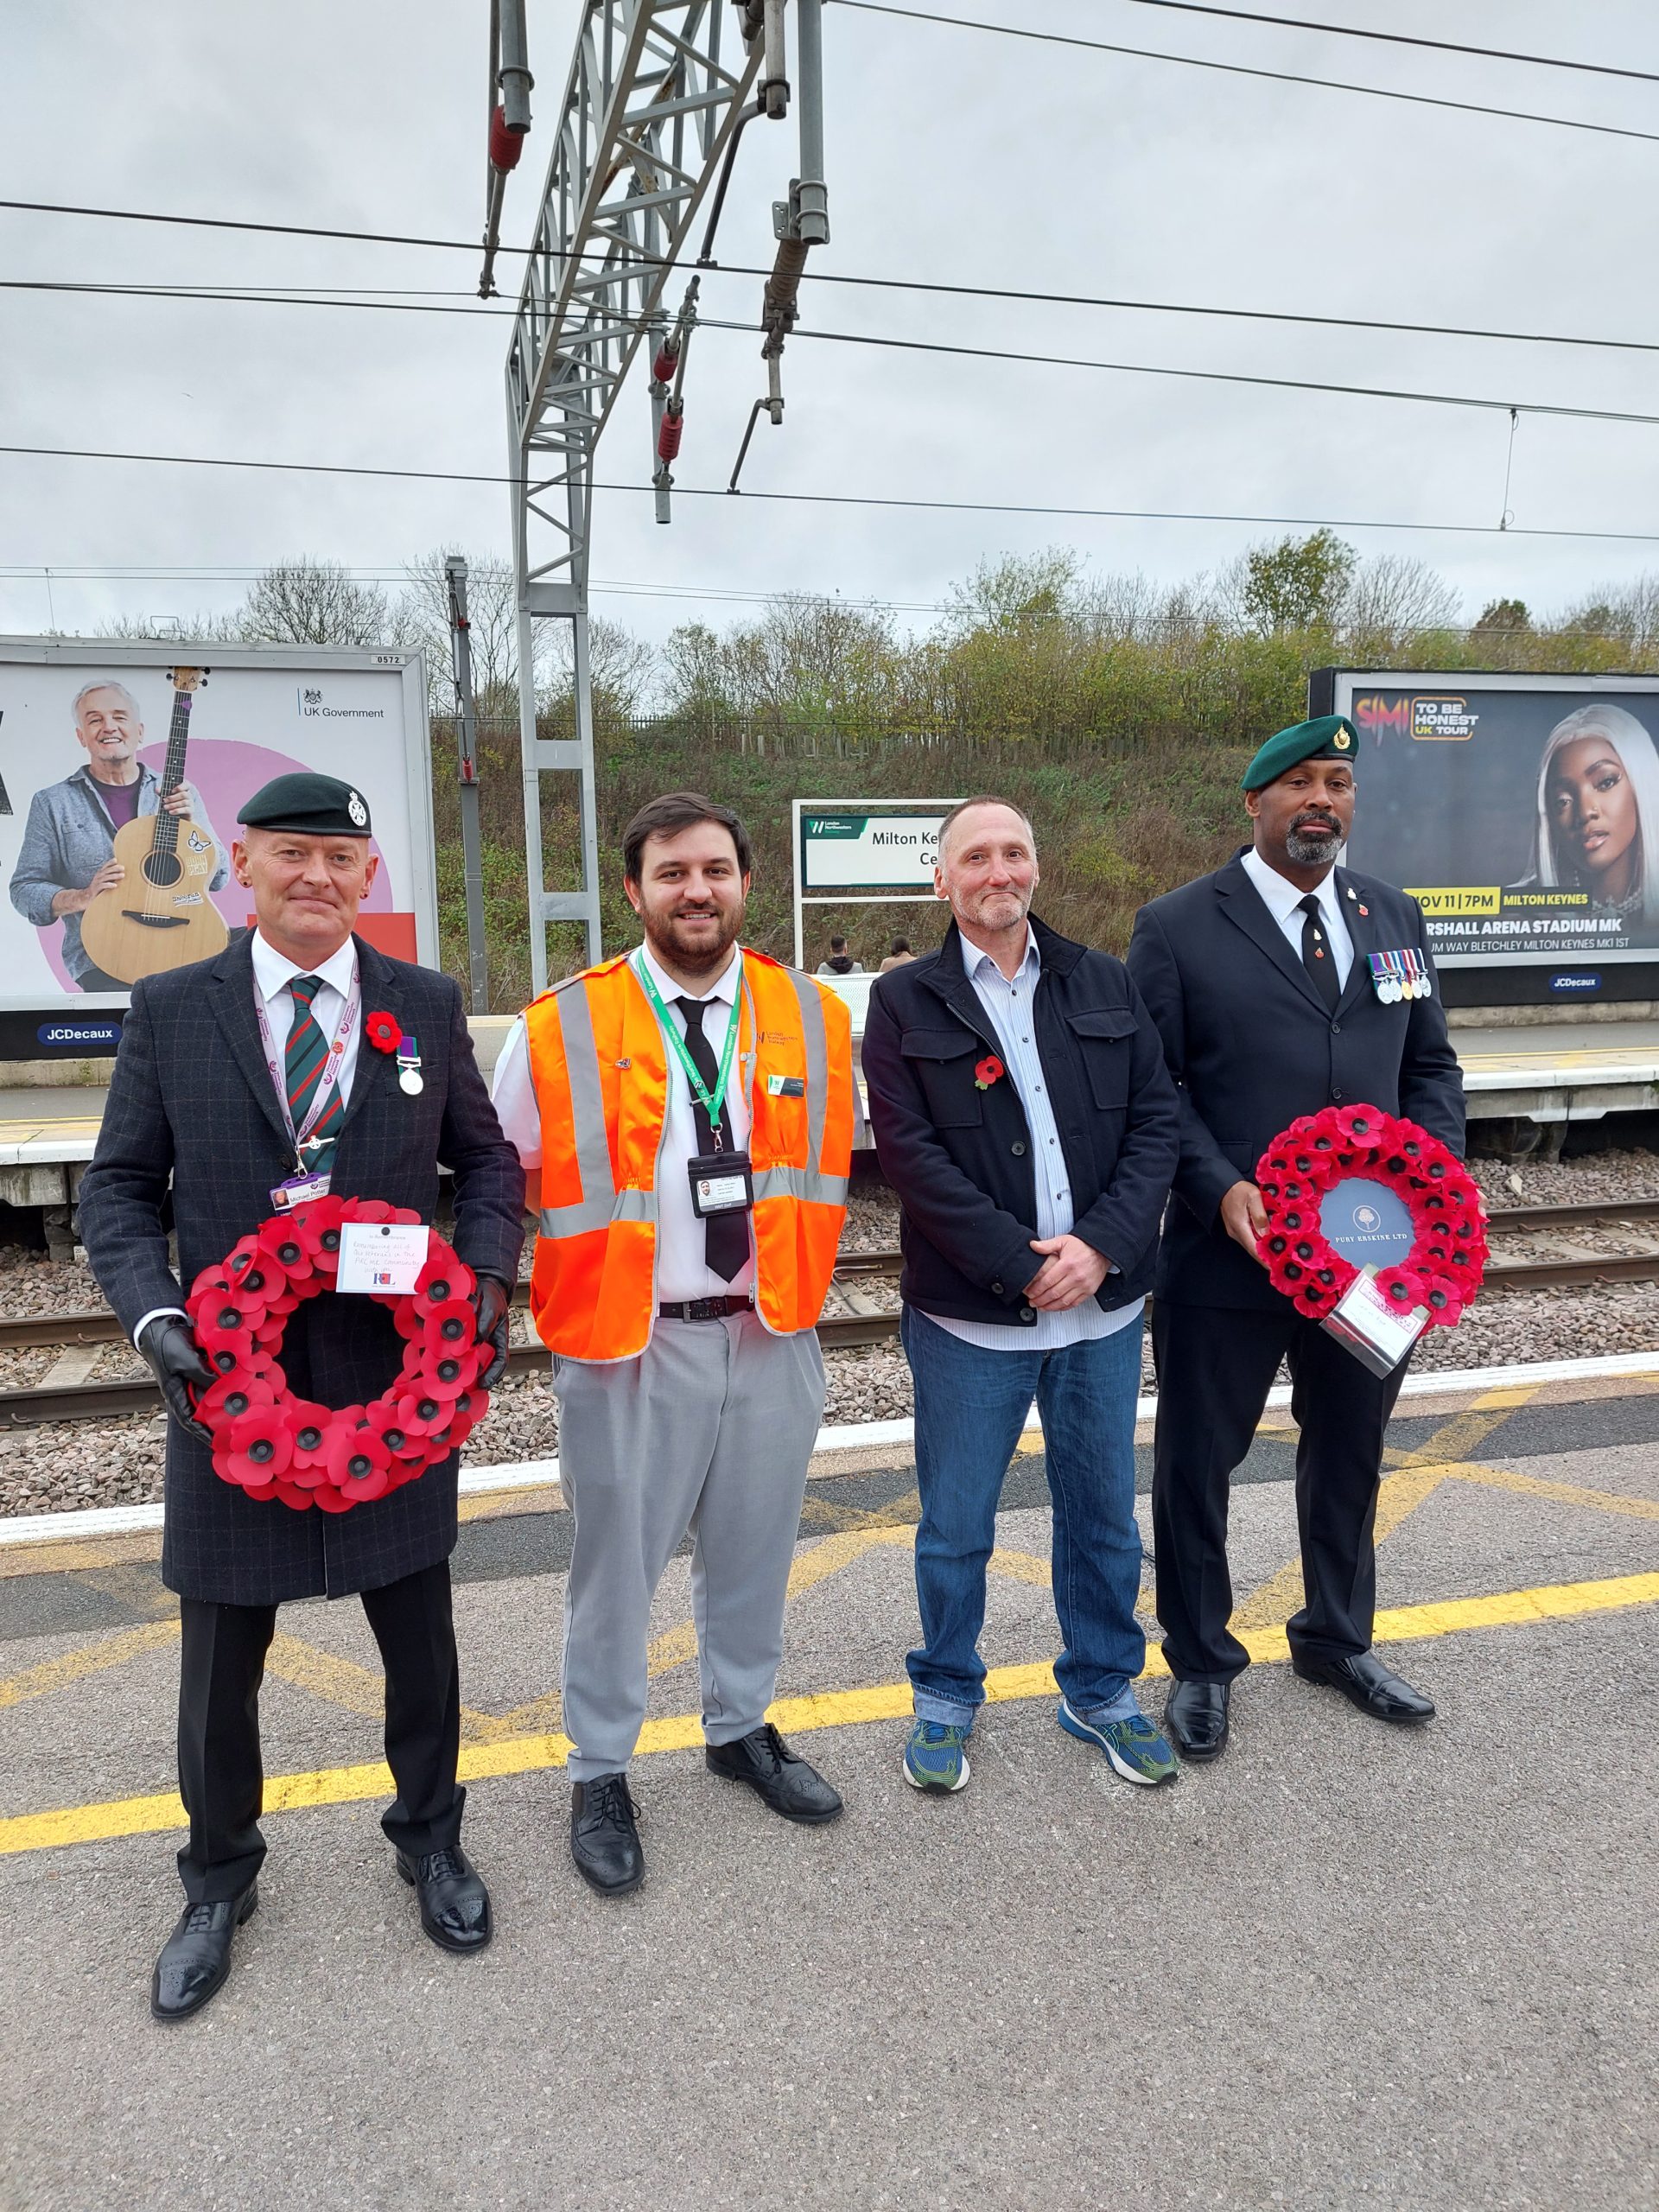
[136,929,364,1346]
[491,941,756,1308]
[1240,846,1353,990]
[925,927,1142,1354]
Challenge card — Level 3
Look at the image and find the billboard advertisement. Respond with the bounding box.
[0,639,436,1039]
[1322,670,1659,978]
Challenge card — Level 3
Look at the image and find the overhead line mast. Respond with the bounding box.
[494,0,830,986]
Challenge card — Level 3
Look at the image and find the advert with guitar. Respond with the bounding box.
[78,666,229,986]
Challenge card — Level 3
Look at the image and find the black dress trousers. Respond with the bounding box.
[175,1560,465,1903]
[1150,1302,1409,1684]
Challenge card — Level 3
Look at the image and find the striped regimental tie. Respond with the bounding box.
[286,974,344,1175]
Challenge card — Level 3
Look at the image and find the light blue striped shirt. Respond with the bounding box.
[926,928,1143,1354]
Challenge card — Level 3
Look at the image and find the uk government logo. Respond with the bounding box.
[296,687,387,721]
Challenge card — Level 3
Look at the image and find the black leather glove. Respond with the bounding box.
[471,1274,512,1390]
[137,1315,216,1446]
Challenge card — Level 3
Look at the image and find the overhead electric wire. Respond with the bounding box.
[10,272,1659,364]
[1119,1,1659,85]
[6,437,1659,549]
[10,206,1659,366]
[825,1,1659,145]
[2,277,1651,429]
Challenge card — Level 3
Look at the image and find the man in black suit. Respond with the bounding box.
[1126,715,1464,1760]
[77,772,524,2018]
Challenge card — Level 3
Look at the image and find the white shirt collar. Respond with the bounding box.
[251,927,359,1007]
[633,938,743,1009]
[1241,846,1342,926]
[959,924,1039,985]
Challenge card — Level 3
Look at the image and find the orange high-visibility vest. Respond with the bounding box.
[524,948,854,1362]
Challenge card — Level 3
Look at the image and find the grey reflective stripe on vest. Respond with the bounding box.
[780,967,831,1167]
[535,976,660,1240]
[752,1162,849,1206]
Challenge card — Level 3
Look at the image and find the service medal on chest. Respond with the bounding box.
[396,1031,423,1096]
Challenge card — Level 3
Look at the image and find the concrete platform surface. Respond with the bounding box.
[0,1382,1656,2210]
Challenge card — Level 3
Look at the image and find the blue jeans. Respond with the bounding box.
[901,1306,1147,1725]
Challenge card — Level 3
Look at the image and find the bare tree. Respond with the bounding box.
[1341,555,1460,648]
[238,560,391,646]
[1554,574,1659,652]
[395,547,545,715]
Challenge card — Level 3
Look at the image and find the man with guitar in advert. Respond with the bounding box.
[9,671,229,991]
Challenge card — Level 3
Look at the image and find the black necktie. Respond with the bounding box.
[675,995,748,1283]
[1299,893,1341,1014]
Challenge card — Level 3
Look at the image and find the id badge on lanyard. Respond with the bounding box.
[256,976,359,1206]
[634,953,754,1218]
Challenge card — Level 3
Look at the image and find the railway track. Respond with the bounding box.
[4,1195,1659,1427]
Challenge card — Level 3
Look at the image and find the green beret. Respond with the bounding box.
[1241,713,1358,792]
[238,772,372,837]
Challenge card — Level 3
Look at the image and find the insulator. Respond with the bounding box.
[658,405,684,461]
[488,105,524,172]
[652,344,680,384]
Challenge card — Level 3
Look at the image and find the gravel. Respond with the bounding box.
[7,1162,1659,1521]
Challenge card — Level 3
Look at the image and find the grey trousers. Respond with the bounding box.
[553,1312,826,1783]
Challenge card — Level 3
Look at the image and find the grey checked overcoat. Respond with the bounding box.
[77,932,525,1605]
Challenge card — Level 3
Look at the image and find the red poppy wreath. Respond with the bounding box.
[1254,1104,1488,1329]
[184,1193,492,1513]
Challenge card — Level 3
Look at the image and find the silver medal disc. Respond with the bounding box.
[399,1067,424,1095]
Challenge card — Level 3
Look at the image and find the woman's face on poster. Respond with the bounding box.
[1548,734,1639,882]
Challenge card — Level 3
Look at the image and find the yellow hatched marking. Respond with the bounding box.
[1229,1386,1540,1634]
[3,1568,1654,1859]
[0,1619,179,1713]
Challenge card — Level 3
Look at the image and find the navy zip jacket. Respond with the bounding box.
[861,916,1180,1327]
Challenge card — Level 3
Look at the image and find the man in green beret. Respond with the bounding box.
[1127,713,1465,1760]
[79,770,524,2017]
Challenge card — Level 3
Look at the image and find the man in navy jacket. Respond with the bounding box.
[1127,715,1465,1761]
[863,798,1181,1795]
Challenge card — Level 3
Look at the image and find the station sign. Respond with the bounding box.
[798,809,947,890]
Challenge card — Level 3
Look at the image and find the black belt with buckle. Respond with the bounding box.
[658,1294,756,1323]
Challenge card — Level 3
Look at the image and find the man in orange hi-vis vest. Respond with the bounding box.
[491,791,855,1897]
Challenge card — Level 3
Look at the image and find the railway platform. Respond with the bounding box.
[1,1358,1655,2209]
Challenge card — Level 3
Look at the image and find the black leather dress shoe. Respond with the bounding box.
[1293,1649,1435,1723]
[1165,1680,1230,1762]
[396,1846,493,1952]
[150,1882,257,2021]
[571,1773,645,1896]
[707,1724,843,1823]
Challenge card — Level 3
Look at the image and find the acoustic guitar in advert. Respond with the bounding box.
[77,665,229,985]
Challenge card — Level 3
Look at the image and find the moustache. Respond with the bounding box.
[1293,815,1340,835]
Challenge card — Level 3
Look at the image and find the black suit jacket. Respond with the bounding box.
[861,916,1179,1325]
[1126,855,1465,1312]
[77,933,524,1604]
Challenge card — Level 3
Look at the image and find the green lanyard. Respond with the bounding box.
[634,952,743,1145]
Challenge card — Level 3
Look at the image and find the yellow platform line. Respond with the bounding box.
[2,1568,1655,1862]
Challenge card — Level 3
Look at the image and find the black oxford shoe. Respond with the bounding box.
[1293,1649,1435,1723]
[571,1773,645,1897]
[396,1846,493,1953]
[707,1724,843,1824]
[150,1882,257,2022]
[1165,1680,1230,1762]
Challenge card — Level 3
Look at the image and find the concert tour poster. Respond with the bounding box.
[1327,671,1659,971]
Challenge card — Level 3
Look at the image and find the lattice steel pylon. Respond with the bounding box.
[505,2,780,989]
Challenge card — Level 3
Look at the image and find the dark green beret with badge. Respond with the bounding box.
[238,772,372,836]
[1241,713,1358,792]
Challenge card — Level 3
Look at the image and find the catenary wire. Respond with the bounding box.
[1,278,1650,429]
[6,438,1659,548]
[823,2,1659,143]
[10,274,1659,364]
[1117,0,1659,84]
[9,208,1659,365]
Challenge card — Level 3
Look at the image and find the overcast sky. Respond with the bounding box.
[3,0,1658,651]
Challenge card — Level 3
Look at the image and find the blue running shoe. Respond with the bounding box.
[903,1718,971,1793]
[1056,1698,1179,1786]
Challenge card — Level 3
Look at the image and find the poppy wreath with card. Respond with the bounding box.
[183,1192,493,1513]
[1252,1104,1488,1328]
